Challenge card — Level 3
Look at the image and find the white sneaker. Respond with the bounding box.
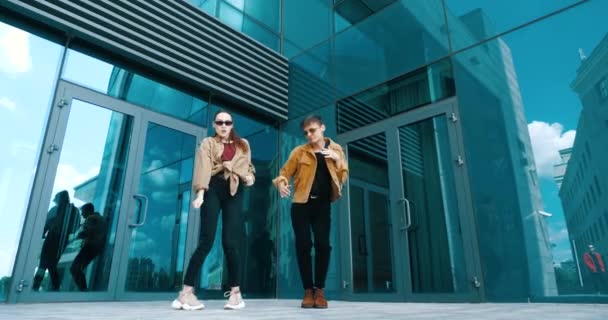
[223,290,246,310]
[172,291,205,310]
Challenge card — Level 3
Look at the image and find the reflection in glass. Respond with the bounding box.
[288,40,334,118]
[334,0,398,33]
[444,0,582,51]
[0,21,63,301]
[185,0,218,17]
[223,0,281,32]
[399,116,466,293]
[347,133,394,293]
[333,0,449,98]
[284,0,332,54]
[336,59,454,133]
[125,124,196,292]
[32,100,132,292]
[218,1,280,51]
[62,49,209,126]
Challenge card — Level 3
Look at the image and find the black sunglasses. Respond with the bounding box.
[214,120,233,126]
[303,127,318,136]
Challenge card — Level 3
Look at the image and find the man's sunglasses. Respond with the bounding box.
[214,120,233,126]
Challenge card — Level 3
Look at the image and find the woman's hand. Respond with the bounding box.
[244,174,254,186]
[192,190,205,208]
[222,161,233,172]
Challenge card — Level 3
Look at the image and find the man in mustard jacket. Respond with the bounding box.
[273,115,348,309]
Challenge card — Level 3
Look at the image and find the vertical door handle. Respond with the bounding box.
[399,198,412,231]
[130,194,149,227]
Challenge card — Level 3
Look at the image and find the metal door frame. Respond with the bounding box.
[337,97,483,302]
[10,80,206,302]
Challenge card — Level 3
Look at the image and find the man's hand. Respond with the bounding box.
[192,190,205,208]
[279,182,291,198]
[320,148,340,161]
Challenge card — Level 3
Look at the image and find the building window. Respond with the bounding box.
[598,76,608,100]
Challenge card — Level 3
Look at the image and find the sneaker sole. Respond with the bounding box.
[172,299,205,311]
[224,301,246,310]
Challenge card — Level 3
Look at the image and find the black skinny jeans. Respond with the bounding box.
[291,197,332,290]
[183,175,245,288]
[70,244,103,291]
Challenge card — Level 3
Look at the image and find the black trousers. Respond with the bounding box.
[33,232,62,291]
[291,197,332,290]
[70,244,103,291]
[590,272,607,293]
[183,176,245,288]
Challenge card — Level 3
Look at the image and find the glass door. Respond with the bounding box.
[114,109,204,300]
[338,98,482,302]
[11,81,205,302]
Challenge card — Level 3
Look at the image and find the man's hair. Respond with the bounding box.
[300,115,324,128]
[81,203,95,215]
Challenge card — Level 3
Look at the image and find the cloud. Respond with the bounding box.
[0,97,16,111]
[549,227,570,243]
[143,167,179,187]
[527,121,576,178]
[52,164,100,204]
[0,23,32,74]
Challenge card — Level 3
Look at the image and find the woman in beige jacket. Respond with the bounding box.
[172,110,255,311]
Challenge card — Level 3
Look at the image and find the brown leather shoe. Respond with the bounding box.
[301,289,314,308]
[313,288,328,308]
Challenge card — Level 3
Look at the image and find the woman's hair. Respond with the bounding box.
[214,110,249,152]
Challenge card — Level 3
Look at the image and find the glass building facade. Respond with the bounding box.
[1,0,607,303]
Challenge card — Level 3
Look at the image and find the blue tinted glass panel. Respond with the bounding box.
[334,0,398,34]
[219,2,280,51]
[63,50,209,126]
[336,58,454,133]
[185,0,218,17]
[0,21,63,301]
[452,0,607,299]
[288,40,334,118]
[333,0,449,99]
[283,39,305,59]
[445,0,584,51]
[284,0,332,52]
[224,0,281,32]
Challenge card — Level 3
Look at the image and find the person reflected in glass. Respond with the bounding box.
[172,110,255,311]
[32,190,79,291]
[70,203,107,291]
[273,115,349,309]
[583,244,607,294]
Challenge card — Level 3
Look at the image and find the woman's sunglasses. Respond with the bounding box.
[214,120,233,126]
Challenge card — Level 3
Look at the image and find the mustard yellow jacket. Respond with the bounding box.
[273,138,348,203]
[192,136,255,195]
